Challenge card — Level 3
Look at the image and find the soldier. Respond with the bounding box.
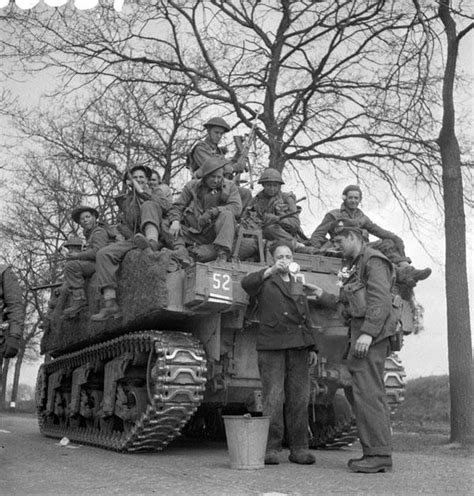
[149,169,173,206]
[332,218,397,473]
[168,156,242,263]
[310,184,431,288]
[186,117,231,175]
[91,165,168,321]
[244,168,314,253]
[0,265,24,360]
[62,205,112,319]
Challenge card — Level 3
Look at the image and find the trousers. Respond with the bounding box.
[346,336,392,456]
[95,240,135,290]
[64,260,97,289]
[258,348,310,451]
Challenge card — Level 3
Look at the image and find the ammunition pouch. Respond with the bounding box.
[384,293,403,341]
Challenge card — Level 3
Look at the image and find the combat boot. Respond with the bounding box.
[349,455,392,473]
[288,449,315,465]
[264,450,280,465]
[62,289,87,319]
[397,265,432,287]
[91,299,122,322]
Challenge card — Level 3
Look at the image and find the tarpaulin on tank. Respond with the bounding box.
[41,249,170,356]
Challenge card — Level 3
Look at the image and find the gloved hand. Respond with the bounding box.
[3,335,20,359]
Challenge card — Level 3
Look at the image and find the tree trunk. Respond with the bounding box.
[10,347,25,412]
[438,0,473,445]
[0,358,10,411]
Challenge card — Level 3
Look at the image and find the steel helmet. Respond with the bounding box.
[71,205,99,224]
[197,156,230,178]
[258,168,284,184]
[203,117,231,133]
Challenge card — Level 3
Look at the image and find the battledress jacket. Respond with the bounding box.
[73,224,111,261]
[340,246,395,344]
[168,178,242,232]
[186,138,226,173]
[250,190,301,234]
[241,268,318,351]
[310,204,402,249]
[0,265,24,339]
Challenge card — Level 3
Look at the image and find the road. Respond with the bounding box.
[0,414,472,496]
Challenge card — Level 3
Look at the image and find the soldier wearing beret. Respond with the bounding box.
[168,156,242,263]
[0,265,24,360]
[332,218,398,473]
[310,184,431,290]
[62,205,112,319]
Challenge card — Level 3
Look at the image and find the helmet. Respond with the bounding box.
[258,168,284,184]
[203,117,231,132]
[71,205,99,224]
[122,165,153,182]
[197,156,229,178]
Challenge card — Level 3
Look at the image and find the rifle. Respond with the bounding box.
[233,109,261,189]
[30,282,64,292]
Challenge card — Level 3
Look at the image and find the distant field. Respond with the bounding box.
[392,374,450,433]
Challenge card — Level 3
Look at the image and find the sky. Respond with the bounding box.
[1,2,473,389]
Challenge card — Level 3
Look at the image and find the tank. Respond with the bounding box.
[36,247,411,452]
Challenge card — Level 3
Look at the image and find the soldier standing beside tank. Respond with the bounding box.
[61,205,112,319]
[310,184,431,291]
[332,218,398,473]
[241,241,319,466]
[243,168,314,253]
[0,265,24,361]
[168,156,242,263]
[91,165,169,321]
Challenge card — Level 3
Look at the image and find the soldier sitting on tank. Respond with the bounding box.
[149,169,173,206]
[91,165,170,321]
[222,162,253,219]
[168,156,242,263]
[309,184,431,290]
[62,206,113,319]
[241,168,315,254]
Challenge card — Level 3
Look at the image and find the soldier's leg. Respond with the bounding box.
[285,348,315,464]
[136,201,163,251]
[213,210,236,260]
[63,260,97,318]
[347,337,392,457]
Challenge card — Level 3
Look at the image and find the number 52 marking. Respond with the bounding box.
[212,272,231,291]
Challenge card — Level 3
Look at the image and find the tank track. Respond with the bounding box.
[36,331,207,452]
[384,352,407,413]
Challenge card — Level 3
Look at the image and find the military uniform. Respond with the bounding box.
[168,177,242,253]
[310,204,409,264]
[241,268,318,456]
[64,224,111,290]
[0,265,24,359]
[96,187,168,291]
[339,245,397,459]
[186,138,227,174]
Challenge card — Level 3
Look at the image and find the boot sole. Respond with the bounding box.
[349,465,392,473]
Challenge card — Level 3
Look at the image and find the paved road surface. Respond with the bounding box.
[0,414,472,495]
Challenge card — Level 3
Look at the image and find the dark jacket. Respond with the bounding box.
[75,223,111,261]
[310,204,402,249]
[0,265,24,339]
[340,246,396,343]
[241,268,318,351]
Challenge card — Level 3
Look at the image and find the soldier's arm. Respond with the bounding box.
[359,257,393,338]
[363,216,403,245]
[241,268,267,297]
[278,194,300,230]
[75,228,110,261]
[168,183,193,223]
[310,212,336,248]
[2,268,24,339]
[216,182,242,219]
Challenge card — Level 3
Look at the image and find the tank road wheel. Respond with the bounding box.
[384,352,407,414]
[308,391,357,449]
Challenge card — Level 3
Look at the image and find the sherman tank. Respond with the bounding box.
[36,243,412,452]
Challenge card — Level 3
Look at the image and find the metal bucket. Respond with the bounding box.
[222,415,271,470]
